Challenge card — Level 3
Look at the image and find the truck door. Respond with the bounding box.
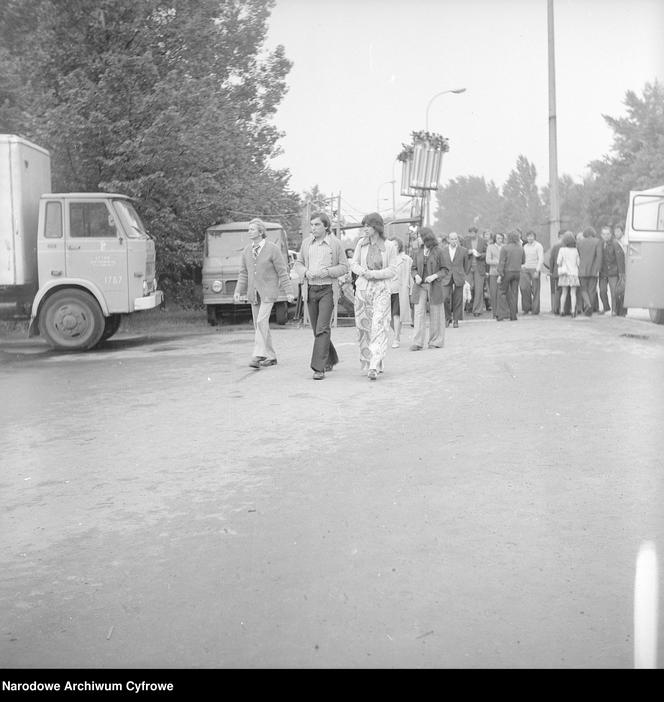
[625,192,664,310]
[64,199,129,312]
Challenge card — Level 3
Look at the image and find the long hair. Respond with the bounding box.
[361,212,385,238]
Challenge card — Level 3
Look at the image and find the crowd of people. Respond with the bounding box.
[234,214,628,381]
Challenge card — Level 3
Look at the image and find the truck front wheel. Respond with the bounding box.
[649,309,664,325]
[40,289,105,350]
[100,313,122,341]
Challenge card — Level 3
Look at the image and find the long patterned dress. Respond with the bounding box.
[354,242,394,372]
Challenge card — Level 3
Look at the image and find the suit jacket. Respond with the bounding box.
[463,235,487,275]
[577,236,602,277]
[439,244,470,286]
[410,244,446,304]
[548,242,562,277]
[599,239,625,277]
[234,240,293,304]
[497,242,525,276]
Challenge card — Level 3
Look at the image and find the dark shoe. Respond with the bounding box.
[428,344,442,349]
[409,344,422,351]
[312,370,325,380]
[368,369,377,380]
[249,356,266,369]
[473,312,480,317]
[453,321,459,328]
[445,318,451,327]
[259,358,277,367]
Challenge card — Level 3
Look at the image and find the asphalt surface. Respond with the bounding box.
[1,304,663,668]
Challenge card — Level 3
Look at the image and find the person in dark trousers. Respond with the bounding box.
[613,224,628,316]
[546,229,565,315]
[577,226,602,316]
[496,230,525,321]
[440,231,470,328]
[294,212,348,380]
[598,225,625,315]
[463,225,487,317]
[520,230,544,314]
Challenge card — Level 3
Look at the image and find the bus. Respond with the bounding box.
[624,185,664,324]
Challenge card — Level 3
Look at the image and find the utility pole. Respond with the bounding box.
[548,0,561,247]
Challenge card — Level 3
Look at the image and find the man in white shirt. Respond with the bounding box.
[519,230,544,314]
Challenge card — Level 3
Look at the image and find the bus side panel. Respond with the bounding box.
[625,241,664,309]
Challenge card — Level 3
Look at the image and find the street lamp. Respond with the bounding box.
[425,87,466,131]
[376,179,396,217]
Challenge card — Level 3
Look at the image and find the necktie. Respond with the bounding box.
[252,245,259,260]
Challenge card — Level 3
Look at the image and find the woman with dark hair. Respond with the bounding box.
[350,212,399,380]
[411,226,446,348]
[556,230,580,318]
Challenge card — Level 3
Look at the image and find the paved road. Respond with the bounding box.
[1,308,663,668]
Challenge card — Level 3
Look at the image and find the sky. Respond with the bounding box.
[265,0,664,223]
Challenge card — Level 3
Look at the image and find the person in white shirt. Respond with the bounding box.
[519,230,544,314]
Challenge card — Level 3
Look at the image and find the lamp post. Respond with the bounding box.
[377,180,396,217]
[425,88,466,132]
[422,87,466,226]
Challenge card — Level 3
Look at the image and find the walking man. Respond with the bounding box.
[234,218,294,368]
[440,231,469,328]
[294,212,348,380]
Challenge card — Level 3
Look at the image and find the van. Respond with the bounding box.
[202,220,294,325]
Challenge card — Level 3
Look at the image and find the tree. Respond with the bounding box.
[0,0,298,302]
[501,155,545,237]
[434,175,504,235]
[585,80,664,228]
[541,173,591,235]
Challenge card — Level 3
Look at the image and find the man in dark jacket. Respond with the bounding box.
[547,230,565,315]
[439,231,470,328]
[463,225,487,317]
[577,227,602,316]
[598,225,626,315]
[496,231,525,321]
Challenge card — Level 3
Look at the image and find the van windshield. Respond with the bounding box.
[113,200,150,239]
[206,228,285,257]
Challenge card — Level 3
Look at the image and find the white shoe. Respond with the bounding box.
[391,340,400,348]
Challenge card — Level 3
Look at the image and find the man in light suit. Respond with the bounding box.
[440,231,470,328]
[234,218,294,368]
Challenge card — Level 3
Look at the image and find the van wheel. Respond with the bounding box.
[40,289,105,350]
[275,301,288,325]
[207,305,219,326]
[99,314,122,341]
[649,308,664,324]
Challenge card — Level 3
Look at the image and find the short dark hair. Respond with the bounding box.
[310,211,331,233]
[468,226,478,234]
[361,212,384,237]
[526,230,536,239]
[583,226,596,238]
[392,237,404,253]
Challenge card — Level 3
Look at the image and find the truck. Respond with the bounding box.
[0,134,164,349]
[202,220,295,326]
[624,184,664,324]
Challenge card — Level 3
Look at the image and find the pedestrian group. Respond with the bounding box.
[234,215,627,381]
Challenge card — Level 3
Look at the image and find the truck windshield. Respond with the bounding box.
[113,199,150,239]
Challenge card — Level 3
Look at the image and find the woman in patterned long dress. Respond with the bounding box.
[351,212,399,380]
